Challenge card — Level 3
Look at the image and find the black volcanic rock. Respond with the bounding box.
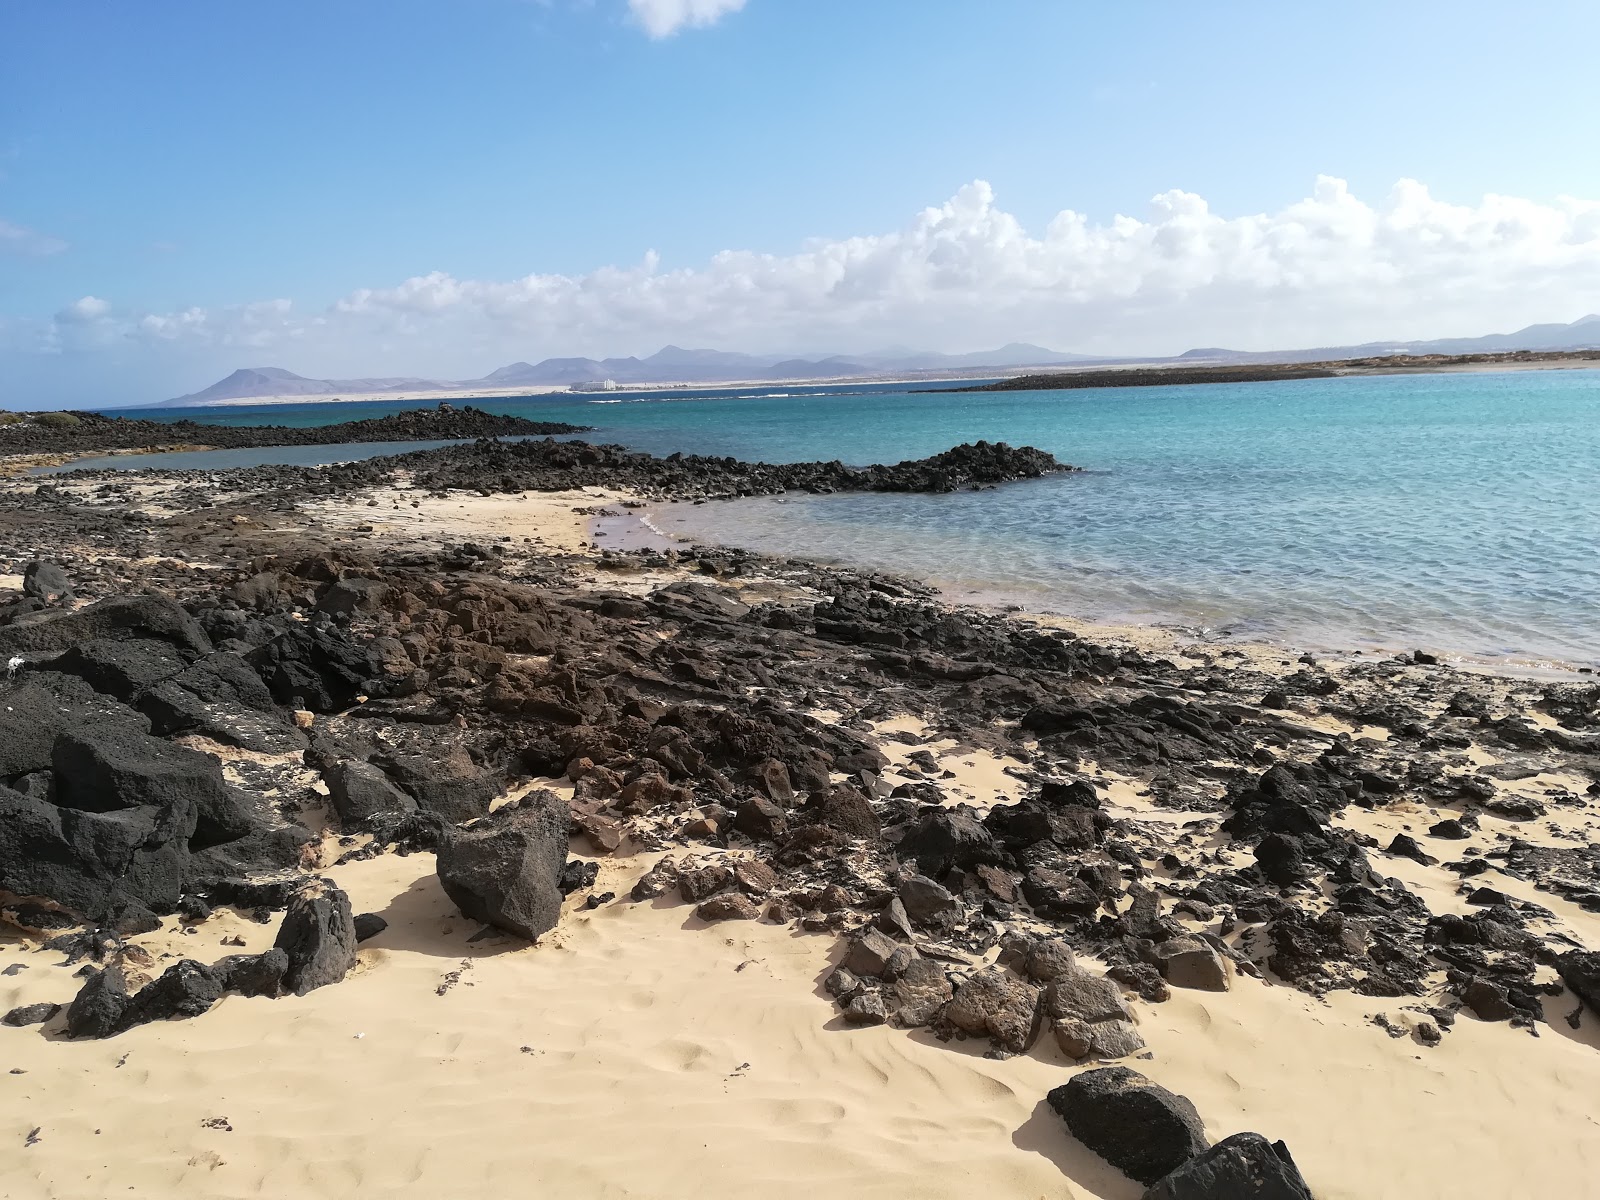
[2,402,589,456]
[1049,1067,1209,1185]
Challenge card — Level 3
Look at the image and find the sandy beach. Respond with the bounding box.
[4,440,1600,1200]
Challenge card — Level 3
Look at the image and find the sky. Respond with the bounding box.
[5,0,1600,407]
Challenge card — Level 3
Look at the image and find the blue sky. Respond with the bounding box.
[6,0,1600,406]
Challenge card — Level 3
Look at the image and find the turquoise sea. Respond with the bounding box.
[85,369,1600,667]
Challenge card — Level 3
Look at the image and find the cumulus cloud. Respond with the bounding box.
[28,177,1600,376]
[629,0,746,38]
[0,218,67,256]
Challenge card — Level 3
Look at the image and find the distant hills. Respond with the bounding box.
[160,343,1091,404]
[1174,313,1600,364]
[161,317,1600,405]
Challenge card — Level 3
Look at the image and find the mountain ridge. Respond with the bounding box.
[160,316,1600,405]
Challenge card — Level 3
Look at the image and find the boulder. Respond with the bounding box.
[0,595,211,657]
[120,959,224,1029]
[1044,968,1135,1025]
[696,893,761,921]
[630,858,680,901]
[1152,937,1231,992]
[1048,1066,1209,1185]
[1557,950,1600,1015]
[842,928,901,978]
[1053,1017,1146,1061]
[274,878,358,995]
[941,968,1042,1055]
[353,913,389,942]
[896,809,996,874]
[1141,1132,1314,1200]
[52,726,221,820]
[2,1002,61,1027]
[379,747,498,824]
[22,560,72,603]
[843,991,888,1025]
[0,782,191,920]
[434,790,569,941]
[734,796,788,841]
[325,760,417,829]
[50,638,187,702]
[64,965,132,1039]
[889,955,953,1027]
[897,874,960,925]
[215,949,289,998]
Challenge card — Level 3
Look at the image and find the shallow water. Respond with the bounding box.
[86,369,1600,666]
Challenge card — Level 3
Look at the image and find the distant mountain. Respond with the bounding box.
[165,366,456,405]
[160,319,1600,405]
[1175,315,1600,365]
[468,342,1089,388]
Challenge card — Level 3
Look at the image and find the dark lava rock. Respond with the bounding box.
[896,808,996,875]
[0,779,191,921]
[1142,1132,1314,1200]
[121,959,225,1029]
[353,913,389,942]
[215,949,289,998]
[22,559,72,603]
[273,877,358,995]
[64,965,131,1039]
[1047,1066,1209,1186]
[434,790,569,941]
[1557,951,1600,1015]
[735,796,788,841]
[2,1002,61,1027]
[1385,834,1435,865]
[325,760,417,829]
[0,595,211,658]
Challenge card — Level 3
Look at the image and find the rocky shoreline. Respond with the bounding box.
[0,402,591,462]
[3,436,1599,1196]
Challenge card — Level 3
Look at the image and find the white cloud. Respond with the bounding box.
[58,296,109,322]
[28,177,1600,376]
[629,0,746,38]
[0,218,67,256]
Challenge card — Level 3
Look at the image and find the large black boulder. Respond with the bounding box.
[1557,950,1600,1016]
[22,559,72,603]
[377,748,497,824]
[49,638,190,703]
[0,782,191,919]
[248,620,382,712]
[325,760,417,829]
[0,675,150,780]
[63,964,132,1039]
[895,808,998,875]
[435,790,569,940]
[52,726,223,818]
[0,595,212,657]
[273,877,359,996]
[1048,1066,1210,1186]
[1142,1132,1315,1199]
[215,948,290,998]
[120,959,225,1030]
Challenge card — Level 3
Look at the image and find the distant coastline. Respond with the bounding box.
[162,350,1600,408]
